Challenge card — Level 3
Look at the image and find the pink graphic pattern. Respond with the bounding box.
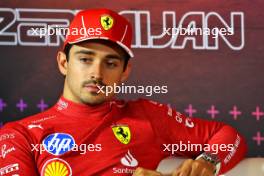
[184,104,197,117]
[229,106,242,120]
[207,105,219,119]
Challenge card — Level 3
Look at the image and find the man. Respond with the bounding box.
[0,9,246,176]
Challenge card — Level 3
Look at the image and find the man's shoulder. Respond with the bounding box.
[125,98,166,107]
[120,98,169,113]
[1,107,57,132]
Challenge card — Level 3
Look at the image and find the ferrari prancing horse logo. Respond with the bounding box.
[112,125,131,144]
[100,15,114,30]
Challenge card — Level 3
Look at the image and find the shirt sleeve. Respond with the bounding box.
[0,122,39,175]
[142,99,247,175]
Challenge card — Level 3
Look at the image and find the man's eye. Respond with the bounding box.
[106,62,117,68]
[80,58,92,63]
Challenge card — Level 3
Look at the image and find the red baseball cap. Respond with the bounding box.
[63,9,134,58]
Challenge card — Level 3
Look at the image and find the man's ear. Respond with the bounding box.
[121,60,132,82]
[57,51,68,76]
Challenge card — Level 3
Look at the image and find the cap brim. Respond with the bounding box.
[68,37,134,58]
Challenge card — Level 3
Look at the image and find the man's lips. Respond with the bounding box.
[84,84,101,92]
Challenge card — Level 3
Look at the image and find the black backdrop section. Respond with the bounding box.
[0,1,263,157]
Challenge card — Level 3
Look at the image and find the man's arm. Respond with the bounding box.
[140,99,247,175]
[132,159,215,176]
[0,122,39,175]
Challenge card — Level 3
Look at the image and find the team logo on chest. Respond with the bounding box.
[112,125,131,144]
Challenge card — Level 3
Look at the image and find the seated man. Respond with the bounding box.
[0,9,247,176]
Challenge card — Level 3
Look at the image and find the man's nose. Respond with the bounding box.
[90,62,103,80]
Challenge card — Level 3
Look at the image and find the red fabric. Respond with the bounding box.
[0,97,247,175]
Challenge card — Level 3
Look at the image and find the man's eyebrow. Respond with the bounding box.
[74,50,95,55]
[105,54,122,60]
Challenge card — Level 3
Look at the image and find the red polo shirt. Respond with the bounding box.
[0,97,247,175]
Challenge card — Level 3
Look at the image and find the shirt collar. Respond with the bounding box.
[54,96,113,118]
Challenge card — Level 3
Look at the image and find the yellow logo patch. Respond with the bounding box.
[100,15,114,30]
[112,125,131,144]
[41,158,72,176]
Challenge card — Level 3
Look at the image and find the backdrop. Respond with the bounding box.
[0,0,263,157]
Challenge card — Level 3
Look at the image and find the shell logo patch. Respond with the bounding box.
[112,125,131,144]
[100,15,114,30]
[41,158,72,176]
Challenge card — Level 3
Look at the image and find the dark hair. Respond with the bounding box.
[64,44,72,61]
[63,43,130,71]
